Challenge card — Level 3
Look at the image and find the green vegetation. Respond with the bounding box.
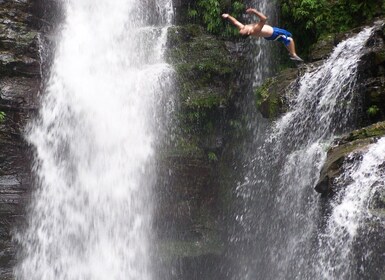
[208,151,218,162]
[280,0,385,55]
[255,78,276,108]
[187,0,245,36]
[0,111,5,122]
[166,24,240,155]
[367,105,380,118]
[254,77,283,119]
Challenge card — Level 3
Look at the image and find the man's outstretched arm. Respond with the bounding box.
[222,13,245,30]
[246,8,267,22]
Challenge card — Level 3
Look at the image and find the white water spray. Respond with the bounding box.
[316,137,385,279]
[15,1,173,279]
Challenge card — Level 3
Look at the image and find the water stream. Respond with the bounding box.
[232,26,377,280]
[15,1,173,279]
[316,136,385,279]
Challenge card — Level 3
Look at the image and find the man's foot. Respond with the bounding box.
[222,14,229,19]
[290,54,304,62]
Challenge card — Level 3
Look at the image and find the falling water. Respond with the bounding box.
[226,1,277,278]
[232,26,375,280]
[316,136,385,279]
[14,0,173,279]
[247,0,277,86]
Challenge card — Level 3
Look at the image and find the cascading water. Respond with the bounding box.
[247,0,277,87]
[14,0,173,279]
[316,136,385,279]
[231,26,376,279]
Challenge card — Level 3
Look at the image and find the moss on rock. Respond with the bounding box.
[254,68,298,119]
[165,24,242,152]
[166,24,235,96]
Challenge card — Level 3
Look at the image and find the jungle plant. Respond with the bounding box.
[280,0,385,55]
[367,105,380,118]
[188,0,245,36]
[0,111,5,123]
[208,151,218,162]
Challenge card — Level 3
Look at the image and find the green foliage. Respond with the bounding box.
[367,105,380,117]
[198,0,222,33]
[255,78,276,107]
[254,78,282,118]
[187,8,198,20]
[0,111,5,122]
[208,151,218,162]
[188,0,245,36]
[280,0,385,55]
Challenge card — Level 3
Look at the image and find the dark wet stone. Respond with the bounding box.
[0,0,43,277]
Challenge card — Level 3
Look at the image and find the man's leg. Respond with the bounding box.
[286,38,303,61]
[222,14,244,30]
[286,38,296,56]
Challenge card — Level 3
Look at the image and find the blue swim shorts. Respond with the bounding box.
[264,27,292,46]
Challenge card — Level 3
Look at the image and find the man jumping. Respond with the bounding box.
[222,8,303,62]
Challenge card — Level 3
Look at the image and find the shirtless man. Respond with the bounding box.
[222,8,303,62]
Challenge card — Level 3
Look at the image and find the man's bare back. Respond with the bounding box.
[239,24,274,37]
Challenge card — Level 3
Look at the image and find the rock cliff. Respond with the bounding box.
[0,0,56,277]
[153,1,249,277]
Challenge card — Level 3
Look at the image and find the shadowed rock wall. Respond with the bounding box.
[0,0,54,278]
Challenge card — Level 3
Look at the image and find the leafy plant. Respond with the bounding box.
[367,105,380,117]
[188,0,245,36]
[0,111,5,122]
[280,0,385,55]
[208,151,218,162]
[187,8,198,21]
[198,0,222,33]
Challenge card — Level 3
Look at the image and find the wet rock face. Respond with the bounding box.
[358,22,385,125]
[0,0,45,277]
[155,22,247,277]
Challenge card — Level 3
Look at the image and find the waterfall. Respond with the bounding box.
[231,26,375,279]
[265,27,374,280]
[316,136,385,279]
[226,1,277,278]
[247,0,277,87]
[14,1,173,279]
